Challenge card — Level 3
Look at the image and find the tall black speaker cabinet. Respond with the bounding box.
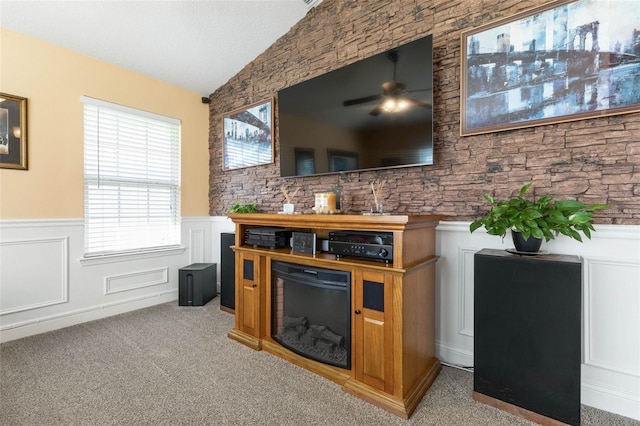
[473,249,582,426]
[220,232,236,312]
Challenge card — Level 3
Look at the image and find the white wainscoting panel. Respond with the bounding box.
[585,257,640,376]
[457,247,476,338]
[189,229,206,264]
[0,237,69,315]
[104,267,169,295]
[0,217,214,343]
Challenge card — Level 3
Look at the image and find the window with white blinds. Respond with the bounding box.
[82,96,181,257]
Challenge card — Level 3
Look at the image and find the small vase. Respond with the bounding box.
[511,230,543,253]
[283,203,295,214]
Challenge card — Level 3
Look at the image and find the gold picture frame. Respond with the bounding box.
[223,98,274,170]
[0,93,28,170]
[460,0,640,136]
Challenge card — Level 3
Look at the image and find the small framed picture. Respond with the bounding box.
[0,93,28,170]
[292,232,317,255]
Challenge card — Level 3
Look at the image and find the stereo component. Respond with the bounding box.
[245,227,292,249]
[328,230,393,263]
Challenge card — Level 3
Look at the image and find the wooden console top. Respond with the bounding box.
[228,212,442,230]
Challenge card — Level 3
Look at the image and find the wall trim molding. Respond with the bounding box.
[457,247,476,337]
[104,267,170,295]
[0,289,176,342]
[0,218,82,228]
[436,221,640,239]
[436,340,474,368]
[583,256,640,377]
[582,379,640,421]
[0,236,69,316]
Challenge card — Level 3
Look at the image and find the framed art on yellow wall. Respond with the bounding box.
[0,93,27,170]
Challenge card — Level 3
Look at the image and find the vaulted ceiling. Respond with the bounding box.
[0,0,320,95]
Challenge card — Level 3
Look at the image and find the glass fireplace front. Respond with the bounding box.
[271,261,351,369]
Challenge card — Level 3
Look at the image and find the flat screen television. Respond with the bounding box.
[278,35,433,177]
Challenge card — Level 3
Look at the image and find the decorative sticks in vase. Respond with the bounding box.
[281,185,299,214]
[370,179,385,214]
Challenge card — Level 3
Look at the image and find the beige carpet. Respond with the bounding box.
[1,298,637,425]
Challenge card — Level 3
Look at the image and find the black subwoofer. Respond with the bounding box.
[179,263,217,306]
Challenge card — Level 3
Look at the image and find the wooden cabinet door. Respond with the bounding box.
[236,252,260,337]
[353,270,394,392]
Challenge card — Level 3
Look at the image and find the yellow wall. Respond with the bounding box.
[0,28,210,219]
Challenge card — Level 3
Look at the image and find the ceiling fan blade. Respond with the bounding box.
[343,94,382,107]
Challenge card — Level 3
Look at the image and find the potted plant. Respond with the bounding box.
[470,182,608,252]
[228,200,260,213]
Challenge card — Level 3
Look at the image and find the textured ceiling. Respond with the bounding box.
[0,0,316,95]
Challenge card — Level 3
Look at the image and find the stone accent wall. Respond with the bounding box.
[208,0,640,224]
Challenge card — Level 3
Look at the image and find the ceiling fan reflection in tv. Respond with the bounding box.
[342,50,432,116]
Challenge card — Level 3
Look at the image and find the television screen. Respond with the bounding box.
[278,35,433,177]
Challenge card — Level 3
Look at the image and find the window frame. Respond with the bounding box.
[82,96,182,259]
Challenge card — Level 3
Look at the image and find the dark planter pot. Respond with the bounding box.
[511,230,543,253]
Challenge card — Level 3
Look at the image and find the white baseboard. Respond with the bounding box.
[582,380,640,421]
[0,290,177,343]
[436,340,474,368]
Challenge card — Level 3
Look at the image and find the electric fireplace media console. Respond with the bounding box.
[227,213,442,419]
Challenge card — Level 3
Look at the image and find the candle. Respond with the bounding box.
[314,192,336,213]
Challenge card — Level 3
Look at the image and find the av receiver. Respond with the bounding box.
[245,227,292,249]
[328,230,393,263]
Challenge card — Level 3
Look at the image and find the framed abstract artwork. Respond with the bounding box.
[460,0,640,136]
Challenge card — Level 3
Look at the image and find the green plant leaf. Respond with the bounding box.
[538,195,553,204]
[585,203,609,211]
[470,221,483,233]
[568,211,594,224]
[519,182,533,197]
[483,194,494,204]
[554,199,587,211]
[541,227,555,241]
[569,229,583,242]
[530,227,544,239]
[521,209,543,221]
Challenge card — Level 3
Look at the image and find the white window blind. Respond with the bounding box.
[82,96,181,257]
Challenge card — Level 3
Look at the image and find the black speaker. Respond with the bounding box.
[474,249,582,425]
[220,233,236,310]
